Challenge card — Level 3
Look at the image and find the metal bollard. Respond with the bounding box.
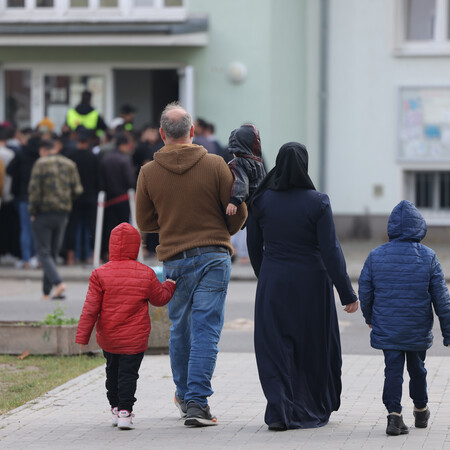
[93,191,105,268]
[128,188,144,262]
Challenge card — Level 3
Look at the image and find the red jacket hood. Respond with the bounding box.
[109,222,141,261]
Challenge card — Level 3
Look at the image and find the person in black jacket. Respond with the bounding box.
[132,123,163,180]
[225,124,266,216]
[65,132,100,264]
[99,134,135,260]
[132,124,163,256]
[6,133,40,268]
[226,124,266,262]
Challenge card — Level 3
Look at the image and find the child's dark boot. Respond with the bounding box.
[413,407,430,428]
[386,413,409,436]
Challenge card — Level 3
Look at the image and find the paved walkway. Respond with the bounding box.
[1,353,450,449]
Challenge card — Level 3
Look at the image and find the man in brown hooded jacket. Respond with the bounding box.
[136,102,246,427]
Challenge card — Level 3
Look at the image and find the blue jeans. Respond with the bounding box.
[17,200,35,262]
[383,350,428,413]
[164,251,231,407]
[75,216,93,261]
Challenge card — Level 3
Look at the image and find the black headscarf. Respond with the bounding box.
[249,142,315,216]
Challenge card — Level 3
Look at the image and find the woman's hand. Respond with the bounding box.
[344,300,359,313]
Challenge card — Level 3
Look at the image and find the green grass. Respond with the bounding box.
[0,354,104,414]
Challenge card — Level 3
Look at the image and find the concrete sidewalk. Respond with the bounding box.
[1,353,450,449]
[2,240,450,282]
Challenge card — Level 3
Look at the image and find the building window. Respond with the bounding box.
[7,0,24,7]
[4,70,31,129]
[1,0,186,20]
[395,0,450,55]
[100,0,118,6]
[439,171,450,207]
[406,0,436,40]
[37,0,54,6]
[407,171,450,210]
[414,172,434,207]
[134,0,155,6]
[70,0,88,7]
[44,74,105,132]
[37,0,54,7]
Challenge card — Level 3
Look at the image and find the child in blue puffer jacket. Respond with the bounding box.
[359,200,450,437]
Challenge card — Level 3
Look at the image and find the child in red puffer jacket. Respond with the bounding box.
[75,222,176,430]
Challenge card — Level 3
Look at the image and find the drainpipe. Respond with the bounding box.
[318,0,329,192]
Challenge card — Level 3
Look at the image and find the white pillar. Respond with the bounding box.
[118,0,130,16]
[93,191,105,268]
[25,0,34,11]
[30,69,44,128]
[128,188,144,262]
[178,65,194,117]
[55,0,69,17]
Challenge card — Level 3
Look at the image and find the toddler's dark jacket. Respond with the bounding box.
[359,200,450,351]
[227,126,266,206]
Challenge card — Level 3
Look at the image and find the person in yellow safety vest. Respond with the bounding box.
[66,90,108,137]
[110,104,136,132]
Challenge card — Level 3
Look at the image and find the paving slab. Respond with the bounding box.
[1,353,450,449]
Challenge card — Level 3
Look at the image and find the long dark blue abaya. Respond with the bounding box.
[248,188,356,429]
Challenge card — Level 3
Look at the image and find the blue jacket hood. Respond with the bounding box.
[388,200,427,242]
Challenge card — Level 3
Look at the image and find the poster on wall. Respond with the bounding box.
[399,87,450,160]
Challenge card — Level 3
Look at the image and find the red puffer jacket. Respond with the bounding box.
[75,222,176,354]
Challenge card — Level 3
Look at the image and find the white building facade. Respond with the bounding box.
[327,0,450,240]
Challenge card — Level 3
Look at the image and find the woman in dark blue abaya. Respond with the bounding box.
[248,142,359,431]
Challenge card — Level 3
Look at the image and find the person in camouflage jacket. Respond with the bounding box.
[29,139,83,300]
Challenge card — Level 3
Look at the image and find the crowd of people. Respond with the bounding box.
[0,91,234,273]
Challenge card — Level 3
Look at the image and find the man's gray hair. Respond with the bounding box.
[160,102,193,139]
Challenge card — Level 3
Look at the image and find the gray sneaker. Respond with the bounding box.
[184,402,218,427]
[174,392,187,418]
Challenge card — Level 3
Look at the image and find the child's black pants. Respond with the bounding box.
[103,350,144,412]
[383,350,428,413]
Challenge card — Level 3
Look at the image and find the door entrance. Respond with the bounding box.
[113,69,179,129]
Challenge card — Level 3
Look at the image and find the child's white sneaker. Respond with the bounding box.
[111,407,118,426]
[117,410,135,430]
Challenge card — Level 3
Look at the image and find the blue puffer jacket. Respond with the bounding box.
[358,200,450,351]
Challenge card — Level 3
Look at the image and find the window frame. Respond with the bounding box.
[394,0,450,56]
[403,167,450,224]
[0,0,187,22]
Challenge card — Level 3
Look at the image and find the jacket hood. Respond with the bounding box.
[153,144,207,174]
[75,103,95,115]
[228,125,262,158]
[109,222,141,261]
[23,136,40,159]
[388,200,427,242]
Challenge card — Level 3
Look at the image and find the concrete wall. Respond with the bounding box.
[188,0,321,175]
